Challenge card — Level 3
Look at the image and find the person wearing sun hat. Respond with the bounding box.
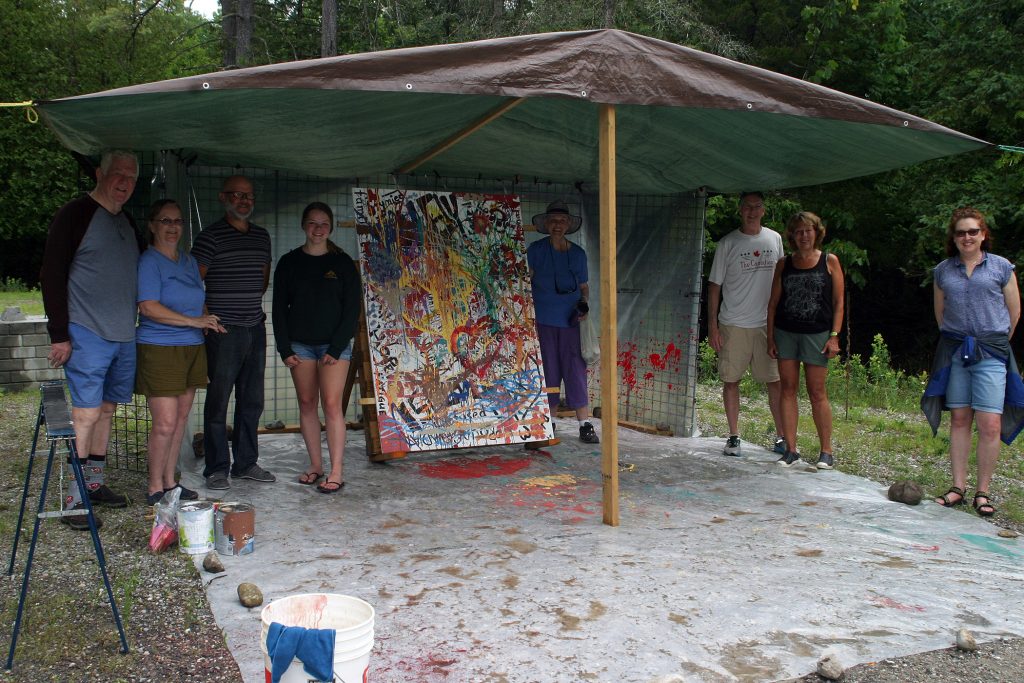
[526,200,599,444]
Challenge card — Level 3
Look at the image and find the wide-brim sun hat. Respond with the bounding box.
[532,200,582,234]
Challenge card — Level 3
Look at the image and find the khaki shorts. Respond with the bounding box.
[718,324,779,383]
[135,344,208,397]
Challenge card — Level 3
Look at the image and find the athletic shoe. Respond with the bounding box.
[776,450,801,467]
[773,436,786,455]
[236,464,276,482]
[579,423,600,444]
[146,491,165,506]
[88,484,129,508]
[816,452,835,470]
[60,502,102,531]
[206,471,230,490]
[723,435,741,456]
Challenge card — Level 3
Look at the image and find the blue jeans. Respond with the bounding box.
[203,324,266,477]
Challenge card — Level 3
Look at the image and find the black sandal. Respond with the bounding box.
[972,491,996,517]
[936,486,967,507]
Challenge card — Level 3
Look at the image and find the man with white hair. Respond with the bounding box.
[41,149,142,529]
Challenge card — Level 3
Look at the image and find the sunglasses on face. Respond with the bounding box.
[954,228,982,238]
[225,191,256,201]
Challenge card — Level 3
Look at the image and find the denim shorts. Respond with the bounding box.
[945,355,1006,414]
[292,340,353,362]
[64,322,136,408]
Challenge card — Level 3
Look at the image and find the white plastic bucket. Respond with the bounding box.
[260,593,375,683]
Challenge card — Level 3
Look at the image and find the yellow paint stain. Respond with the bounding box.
[522,474,576,488]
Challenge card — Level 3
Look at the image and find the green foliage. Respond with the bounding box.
[697,338,718,382]
[0,276,30,293]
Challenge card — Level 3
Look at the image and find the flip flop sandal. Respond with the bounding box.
[317,480,345,494]
[298,471,324,485]
[973,491,996,517]
[936,486,967,507]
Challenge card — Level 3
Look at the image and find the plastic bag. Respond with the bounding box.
[149,486,182,554]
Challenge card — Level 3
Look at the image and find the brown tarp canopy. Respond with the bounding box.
[36,29,986,193]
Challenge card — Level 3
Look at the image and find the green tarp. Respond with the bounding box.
[36,29,987,193]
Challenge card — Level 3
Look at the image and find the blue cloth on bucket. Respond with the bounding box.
[266,622,336,683]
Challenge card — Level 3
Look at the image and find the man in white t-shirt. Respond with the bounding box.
[707,192,786,457]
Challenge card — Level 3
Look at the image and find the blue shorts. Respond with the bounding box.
[945,355,1006,414]
[292,340,353,362]
[64,322,136,408]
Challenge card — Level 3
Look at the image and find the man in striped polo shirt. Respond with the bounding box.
[192,176,275,490]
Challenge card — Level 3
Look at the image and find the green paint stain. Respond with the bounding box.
[959,533,1022,558]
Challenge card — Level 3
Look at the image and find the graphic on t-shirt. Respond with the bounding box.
[738,247,778,273]
[783,271,828,322]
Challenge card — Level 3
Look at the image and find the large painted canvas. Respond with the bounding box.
[353,188,554,453]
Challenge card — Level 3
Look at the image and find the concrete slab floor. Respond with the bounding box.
[179,418,1024,682]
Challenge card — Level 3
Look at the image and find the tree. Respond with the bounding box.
[0,0,218,282]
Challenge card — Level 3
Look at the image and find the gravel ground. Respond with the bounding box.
[1,392,1022,682]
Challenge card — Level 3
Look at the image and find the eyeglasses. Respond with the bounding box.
[954,228,982,238]
[225,191,256,201]
[154,218,184,226]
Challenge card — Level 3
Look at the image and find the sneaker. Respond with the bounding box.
[59,502,103,531]
[88,484,130,508]
[773,436,786,455]
[235,464,276,483]
[816,452,835,470]
[166,484,199,501]
[146,491,165,506]
[206,471,230,490]
[776,450,801,467]
[723,435,741,456]
[579,423,600,444]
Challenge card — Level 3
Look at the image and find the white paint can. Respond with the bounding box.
[176,501,214,555]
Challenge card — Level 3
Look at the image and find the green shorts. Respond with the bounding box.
[774,329,831,367]
[135,343,208,397]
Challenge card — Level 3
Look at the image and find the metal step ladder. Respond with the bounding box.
[5,381,128,669]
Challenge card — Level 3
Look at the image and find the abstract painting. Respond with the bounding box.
[353,188,553,453]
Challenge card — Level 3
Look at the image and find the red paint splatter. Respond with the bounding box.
[643,372,654,381]
[869,596,926,612]
[618,342,638,392]
[417,455,533,479]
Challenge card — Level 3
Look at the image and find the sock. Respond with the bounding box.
[66,459,85,506]
[84,454,106,492]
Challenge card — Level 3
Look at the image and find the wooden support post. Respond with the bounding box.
[599,104,619,527]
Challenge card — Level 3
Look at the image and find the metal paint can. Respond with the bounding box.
[214,502,255,556]
[177,501,215,555]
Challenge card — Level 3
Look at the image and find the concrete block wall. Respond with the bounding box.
[0,318,62,391]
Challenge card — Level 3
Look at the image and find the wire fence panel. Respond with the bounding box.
[111,155,705,470]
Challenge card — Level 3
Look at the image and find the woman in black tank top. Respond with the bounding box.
[767,211,845,470]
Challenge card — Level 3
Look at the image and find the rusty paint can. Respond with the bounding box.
[214,502,255,556]
[177,501,215,555]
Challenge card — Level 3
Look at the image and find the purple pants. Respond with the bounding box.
[536,322,589,411]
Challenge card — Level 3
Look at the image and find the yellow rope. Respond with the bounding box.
[0,101,39,123]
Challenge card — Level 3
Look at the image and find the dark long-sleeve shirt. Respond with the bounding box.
[272,247,361,361]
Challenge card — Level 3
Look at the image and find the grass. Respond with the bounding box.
[0,289,44,317]
[695,375,1024,526]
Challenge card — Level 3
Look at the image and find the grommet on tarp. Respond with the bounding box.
[202,82,210,89]
[405,83,413,90]
[580,90,587,97]
[903,120,909,126]
[746,103,753,109]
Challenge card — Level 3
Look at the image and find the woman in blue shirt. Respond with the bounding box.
[136,199,225,505]
[930,207,1020,516]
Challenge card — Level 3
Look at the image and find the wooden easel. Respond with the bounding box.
[341,308,408,463]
